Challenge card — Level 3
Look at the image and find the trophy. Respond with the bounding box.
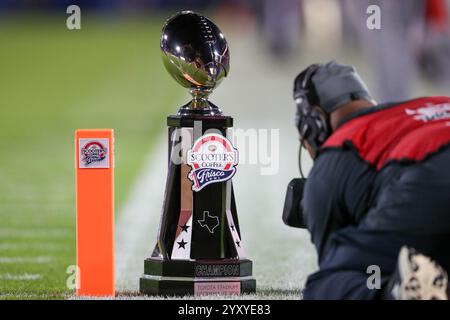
[139,11,256,296]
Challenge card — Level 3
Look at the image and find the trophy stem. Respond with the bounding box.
[189,88,212,109]
[176,88,223,116]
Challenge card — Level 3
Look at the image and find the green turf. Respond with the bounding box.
[0,13,183,299]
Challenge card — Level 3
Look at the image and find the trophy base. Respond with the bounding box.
[139,257,256,296]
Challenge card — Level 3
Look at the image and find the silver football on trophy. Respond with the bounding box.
[160,11,230,97]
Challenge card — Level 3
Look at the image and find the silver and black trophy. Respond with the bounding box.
[139,11,256,296]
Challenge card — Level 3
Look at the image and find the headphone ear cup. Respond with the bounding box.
[303,108,329,149]
[295,95,309,134]
[296,100,324,150]
[294,64,331,151]
[310,109,330,146]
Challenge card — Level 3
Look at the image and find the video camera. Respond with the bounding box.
[282,178,307,229]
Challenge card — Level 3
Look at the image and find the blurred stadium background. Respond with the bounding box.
[0,0,449,299]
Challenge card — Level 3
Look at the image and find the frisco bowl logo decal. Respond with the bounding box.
[81,141,107,165]
[187,133,238,192]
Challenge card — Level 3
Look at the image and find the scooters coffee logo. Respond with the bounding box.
[187,133,238,192]
[79,139,110,169]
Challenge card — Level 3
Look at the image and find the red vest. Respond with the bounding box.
[323,97,450,170]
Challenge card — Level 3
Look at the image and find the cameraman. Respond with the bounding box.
[287,61,450,299]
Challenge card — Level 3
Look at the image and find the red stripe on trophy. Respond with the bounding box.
[175,209,192,239]
[173,163,193,249]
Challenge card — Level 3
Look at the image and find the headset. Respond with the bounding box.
[293,64,331,160]
[283,65,329,229]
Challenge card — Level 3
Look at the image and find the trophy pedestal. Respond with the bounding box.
[140,257,256,296]
[139,113,256,296]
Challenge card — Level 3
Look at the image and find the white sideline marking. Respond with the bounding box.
[0,256,52,264]
[0,273,43,281]
[115,136,167,291]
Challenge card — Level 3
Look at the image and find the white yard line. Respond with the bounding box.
[0,228,70,238]
[0,242,66,251]
[0,256,52,264]
[0,273,43,281]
